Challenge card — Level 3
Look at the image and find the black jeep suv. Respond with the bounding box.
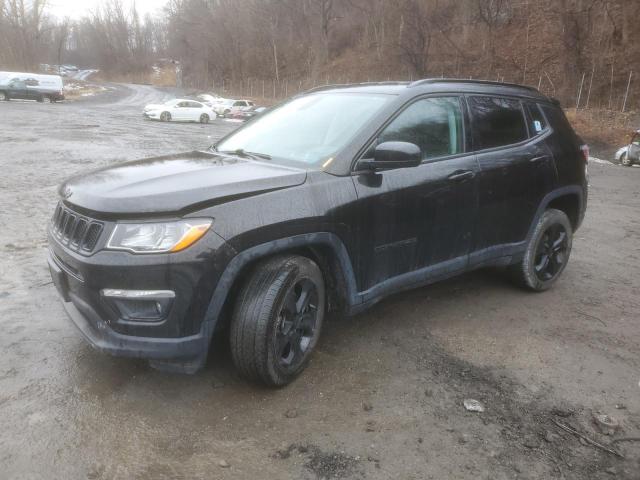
[48,79,588,386]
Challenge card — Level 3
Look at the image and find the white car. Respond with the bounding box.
[143,99,215,123]
[213,99,255,117]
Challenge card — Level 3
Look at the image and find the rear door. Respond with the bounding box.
[470,95,556,257]
[352,96,479,291]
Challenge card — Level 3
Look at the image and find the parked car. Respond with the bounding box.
[226,105,267,121]
[48,79,588,386]
[616,130,640,166]
[0,72,64,102]
[143,99,215,123]
[213,98,254,117]
[197,93,222,107]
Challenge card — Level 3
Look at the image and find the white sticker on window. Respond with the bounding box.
[534,120,543,133]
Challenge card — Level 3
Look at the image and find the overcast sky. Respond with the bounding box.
[47,0,169,19]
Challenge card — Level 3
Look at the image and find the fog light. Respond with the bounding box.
[101,289,175,322]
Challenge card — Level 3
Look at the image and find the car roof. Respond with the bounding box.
[305,78,553,102]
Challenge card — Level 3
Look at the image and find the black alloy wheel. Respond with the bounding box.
[160,111,171,122]
[275,279,320,373]
[533,223,569,282]
[510,208,573,291]
[200,113,209,124]
[230,255,325,386]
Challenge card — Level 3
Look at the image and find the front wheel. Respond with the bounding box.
[510,209,573,291]
[199,113,209,124]
[160,111,171,122]
[621,153,632,167]
[230,255,325,387]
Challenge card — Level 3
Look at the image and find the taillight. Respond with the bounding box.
[580,144,590,163]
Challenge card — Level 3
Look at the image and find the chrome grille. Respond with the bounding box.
[51,203,104,253]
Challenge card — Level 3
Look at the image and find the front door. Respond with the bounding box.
[351,96,478,293]
[7,80,29,100]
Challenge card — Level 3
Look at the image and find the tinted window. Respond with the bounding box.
[188,101,202,108]
[177,102,189,108]
[469,96,527,150]
[378,97,463,159]
[525,103,547,136]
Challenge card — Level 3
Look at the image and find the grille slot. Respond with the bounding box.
[52,203,104,253]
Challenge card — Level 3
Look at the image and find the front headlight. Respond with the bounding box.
[107,219,212,254]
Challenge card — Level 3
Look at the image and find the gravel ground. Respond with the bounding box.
[0,84,639,480]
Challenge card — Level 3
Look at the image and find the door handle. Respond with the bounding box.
[529,155,550,164]
[447,170,475,182]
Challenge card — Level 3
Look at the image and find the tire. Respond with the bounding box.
[0,91,7,101]
[510,209,573,291]
[199,113,209,124]
[230,255,325,387]
[160,111,171,122]
[42,96,51,104]
[621,152,632,167]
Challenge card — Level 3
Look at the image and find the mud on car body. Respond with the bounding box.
[48,79,588,386]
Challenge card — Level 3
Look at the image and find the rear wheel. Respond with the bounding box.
[621,152,632,167]
[199,113,209,124]
[0,91,7,101]
[230,255,325,386]
[42,96,51,104]
[160,111,171,122]
[510,209,573,291]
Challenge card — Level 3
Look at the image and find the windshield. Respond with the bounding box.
[215,92,393,166]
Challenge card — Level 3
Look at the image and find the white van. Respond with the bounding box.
[0,72,65,102]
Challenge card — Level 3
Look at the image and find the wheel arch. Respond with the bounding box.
[201,233,359,340]
[528,186,584,238]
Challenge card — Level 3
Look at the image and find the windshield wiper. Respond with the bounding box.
[219,149,272,161]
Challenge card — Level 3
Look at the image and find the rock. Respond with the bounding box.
[463,399,485,413]
[211,378,225,389]
[523,435,541,449]
[424,388,433,397]
[615,403,627,410]
[218,459,230,468]
[284,408,298,419]
[362,401,373,412]
[543,431,559,443]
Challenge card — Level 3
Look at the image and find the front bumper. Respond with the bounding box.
[47,222,236,371]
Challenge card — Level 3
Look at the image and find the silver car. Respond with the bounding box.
[616,130,640,166]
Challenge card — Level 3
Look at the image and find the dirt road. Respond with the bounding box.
[1,85,639,480]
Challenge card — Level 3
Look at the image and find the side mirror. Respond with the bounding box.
[357,141,422,171]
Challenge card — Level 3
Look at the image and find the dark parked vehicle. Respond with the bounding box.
[48,79,588,386]
[0,74,65,103]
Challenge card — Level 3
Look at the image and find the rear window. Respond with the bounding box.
[525,103,547,136]
[469,96,528,150]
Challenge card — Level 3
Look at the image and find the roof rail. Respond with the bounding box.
[409,78,541,93]
[304,81,410,94]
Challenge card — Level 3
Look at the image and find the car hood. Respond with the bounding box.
[59,151,307,216]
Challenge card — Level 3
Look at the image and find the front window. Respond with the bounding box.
[215,92,393,166]
[377,97,463,160]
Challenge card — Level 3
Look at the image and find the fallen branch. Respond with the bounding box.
[552,419,624,458]
[612,437,640,444]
